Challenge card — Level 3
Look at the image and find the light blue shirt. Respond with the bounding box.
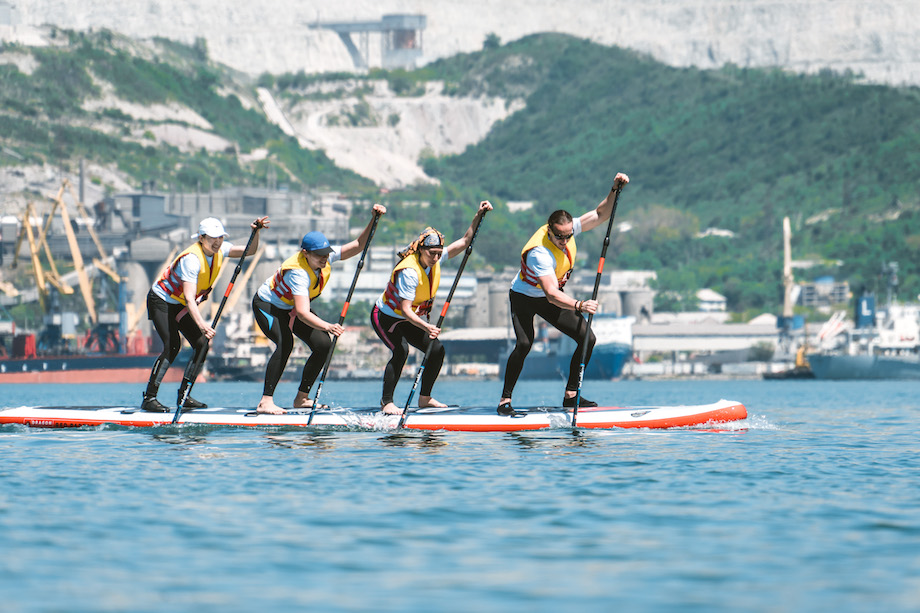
[510,218,582,297]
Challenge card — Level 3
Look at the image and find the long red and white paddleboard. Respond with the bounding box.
[0,399,746,431]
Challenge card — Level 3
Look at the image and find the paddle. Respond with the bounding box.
[572,181,624,427]
[397,209,488,429]
[307,210,382,424]
[173,221,263,424]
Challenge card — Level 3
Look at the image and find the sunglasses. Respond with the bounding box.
[550,229,574,241]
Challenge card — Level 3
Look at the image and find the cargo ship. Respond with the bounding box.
[807,293,920,380]
[0,323,182,384]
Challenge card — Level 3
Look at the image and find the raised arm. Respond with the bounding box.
[228,216,270,257]
[341,204,386,260]
[445,200,492,259]
[577,173,629,233]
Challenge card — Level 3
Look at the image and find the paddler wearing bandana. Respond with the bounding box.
[371,201,492,415]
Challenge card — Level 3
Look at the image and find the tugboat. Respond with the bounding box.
[763,346,814,380]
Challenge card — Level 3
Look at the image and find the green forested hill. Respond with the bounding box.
[418,34,920,312]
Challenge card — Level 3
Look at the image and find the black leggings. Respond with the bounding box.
[370,304,444,406]
[144,290,209,398]
[252,295,332,397]
[501,290,596,399]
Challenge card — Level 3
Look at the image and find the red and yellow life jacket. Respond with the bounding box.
[268,251,331,306]
[382,253,441,318]
[519,225,576,289]
[156,243,223,305]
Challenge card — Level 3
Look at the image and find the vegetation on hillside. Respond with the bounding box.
[0,29,371,193]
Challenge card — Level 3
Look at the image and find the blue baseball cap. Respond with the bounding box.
[301,231,333,255]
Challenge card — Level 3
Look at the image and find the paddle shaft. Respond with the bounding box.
[173,222,262,423]
[397,210,488,429]
[573,184,623,425]
[307,212,381,424]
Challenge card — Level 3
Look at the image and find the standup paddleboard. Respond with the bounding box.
[0,399,746,431]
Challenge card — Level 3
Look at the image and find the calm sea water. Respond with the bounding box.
[1,378,918,612]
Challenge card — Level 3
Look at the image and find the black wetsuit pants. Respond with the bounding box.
[144,290,209,399]
[252,295,332,398]
[501,290,596,399]
[370,304,444,406]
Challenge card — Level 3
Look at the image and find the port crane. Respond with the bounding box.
[10,180,125,352]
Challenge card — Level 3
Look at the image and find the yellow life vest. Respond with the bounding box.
[156,242,224,305]
[268,252,331,306]
[519,225,576,289]
[382,253,441,318]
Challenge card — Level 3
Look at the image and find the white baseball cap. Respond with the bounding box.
[192,217,229,239]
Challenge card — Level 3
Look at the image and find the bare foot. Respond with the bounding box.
[381,402,403,415]
[292,391,313,409]
[257,400,286,415]
[418,395,447,408]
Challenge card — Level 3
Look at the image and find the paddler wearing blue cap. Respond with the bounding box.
[142,215,270,412]
[371,201,492,415]
[252,204,386,415]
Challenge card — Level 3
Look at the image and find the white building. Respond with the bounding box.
[697,288,727,312]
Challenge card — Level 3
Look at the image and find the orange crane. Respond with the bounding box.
[11,180,122,328]
[12,202,75,313]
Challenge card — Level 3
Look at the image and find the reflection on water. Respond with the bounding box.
[507,428,598,451]
[264,431,339,450]
[379,431,448,450]
[149,430,211,446]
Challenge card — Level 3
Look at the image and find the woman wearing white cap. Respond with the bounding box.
[252,204,386,415]
[371,201,492,415]
[141,216,269,412]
